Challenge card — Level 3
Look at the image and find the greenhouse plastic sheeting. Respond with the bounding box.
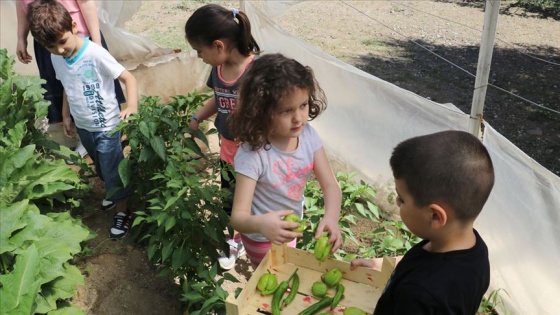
[481,124,560,314]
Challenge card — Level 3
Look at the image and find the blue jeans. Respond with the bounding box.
[76,128,132,202]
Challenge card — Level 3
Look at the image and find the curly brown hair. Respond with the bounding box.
[229,53,327,151]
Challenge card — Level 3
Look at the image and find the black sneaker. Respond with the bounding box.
[109,212,130,239]
[101,199,115,211]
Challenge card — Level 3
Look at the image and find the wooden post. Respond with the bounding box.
[469,0,501,137]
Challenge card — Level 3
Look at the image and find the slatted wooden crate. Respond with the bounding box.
[225,244,395,314]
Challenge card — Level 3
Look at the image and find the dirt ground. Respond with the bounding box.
[70,1,559,314]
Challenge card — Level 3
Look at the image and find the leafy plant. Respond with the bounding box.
[115,93,236,314]
[0,48,93,314]
[358,219,422,258]
[478,288,510,315]
[301,172,381,251]
[301,171,421,261]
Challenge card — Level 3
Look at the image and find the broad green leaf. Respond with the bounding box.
[46,304,87,315]
[0,200,30,253]
[0,244,41,313]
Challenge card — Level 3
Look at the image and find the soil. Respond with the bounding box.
[70,1,559,314]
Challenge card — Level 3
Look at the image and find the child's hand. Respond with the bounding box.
[315,216,342,253]
[188,119,200,133]
[350,258,382,271]
[62,119,76,138]
[119,107,137,120]
[259,210,303,245]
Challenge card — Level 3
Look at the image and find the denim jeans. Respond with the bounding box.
[76,128,132,201]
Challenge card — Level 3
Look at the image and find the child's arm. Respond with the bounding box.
[230,173,302,244]
[117,70,138,119]
[76,0,101,45]
[16,0,32,64]
[188,98,217,132]
[313,147,343,252]
[61,91,76,138]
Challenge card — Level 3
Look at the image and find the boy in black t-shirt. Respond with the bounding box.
[351,130,495,314]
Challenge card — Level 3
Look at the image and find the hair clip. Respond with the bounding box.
[231,7,239,18]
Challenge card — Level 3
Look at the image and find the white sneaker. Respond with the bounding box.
[218,239,245,270]
[101,199,115,211]
[74,140,88,158]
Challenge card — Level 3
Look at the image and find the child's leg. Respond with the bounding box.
[240,235,271,268]
[92,130,132,202]
[240,234,297,269]
[76,128,132,212]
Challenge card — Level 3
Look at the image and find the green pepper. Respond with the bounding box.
[297,296,333,315]
[271,280,289,315]
[330,283,345,309]
[272,268,299,314]
[257,271,278,295]
[343,306,367,315]
[322,268,343,287]
[284,213,306,232]
[314,235,333,262]
[281,271,299,307]
[311,281,328,298]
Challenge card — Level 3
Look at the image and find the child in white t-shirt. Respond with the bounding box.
[27,0,138,239]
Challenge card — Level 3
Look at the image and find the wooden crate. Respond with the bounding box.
[225,244,395,314]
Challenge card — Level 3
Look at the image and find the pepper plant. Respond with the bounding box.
[0,49,92,314]
[301,172,381,250]
[114,93,237,314]
[301,171,421,260]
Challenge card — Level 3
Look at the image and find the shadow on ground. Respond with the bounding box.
[352,38,560,175]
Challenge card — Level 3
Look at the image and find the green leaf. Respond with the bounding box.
[0,244,42,313]
[161,239,175,263]
[118,159,131,188]
[149,136,167,161]
[201,296,222,311]
[164,216,176,232]
[182,291,203,302]
[0,200,30,254]
[138,121,150,139]
[222,272,240,283]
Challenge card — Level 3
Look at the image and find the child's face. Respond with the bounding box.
[44,23,79,59]
[394,178,430,239]
[188,40,225,66]
[270,88,310,141]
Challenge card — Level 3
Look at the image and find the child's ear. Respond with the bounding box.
[71,21,78,34]
[428,204,447,229]
[213,40,225,51]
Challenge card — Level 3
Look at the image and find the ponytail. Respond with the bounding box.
[185,4,260,56]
